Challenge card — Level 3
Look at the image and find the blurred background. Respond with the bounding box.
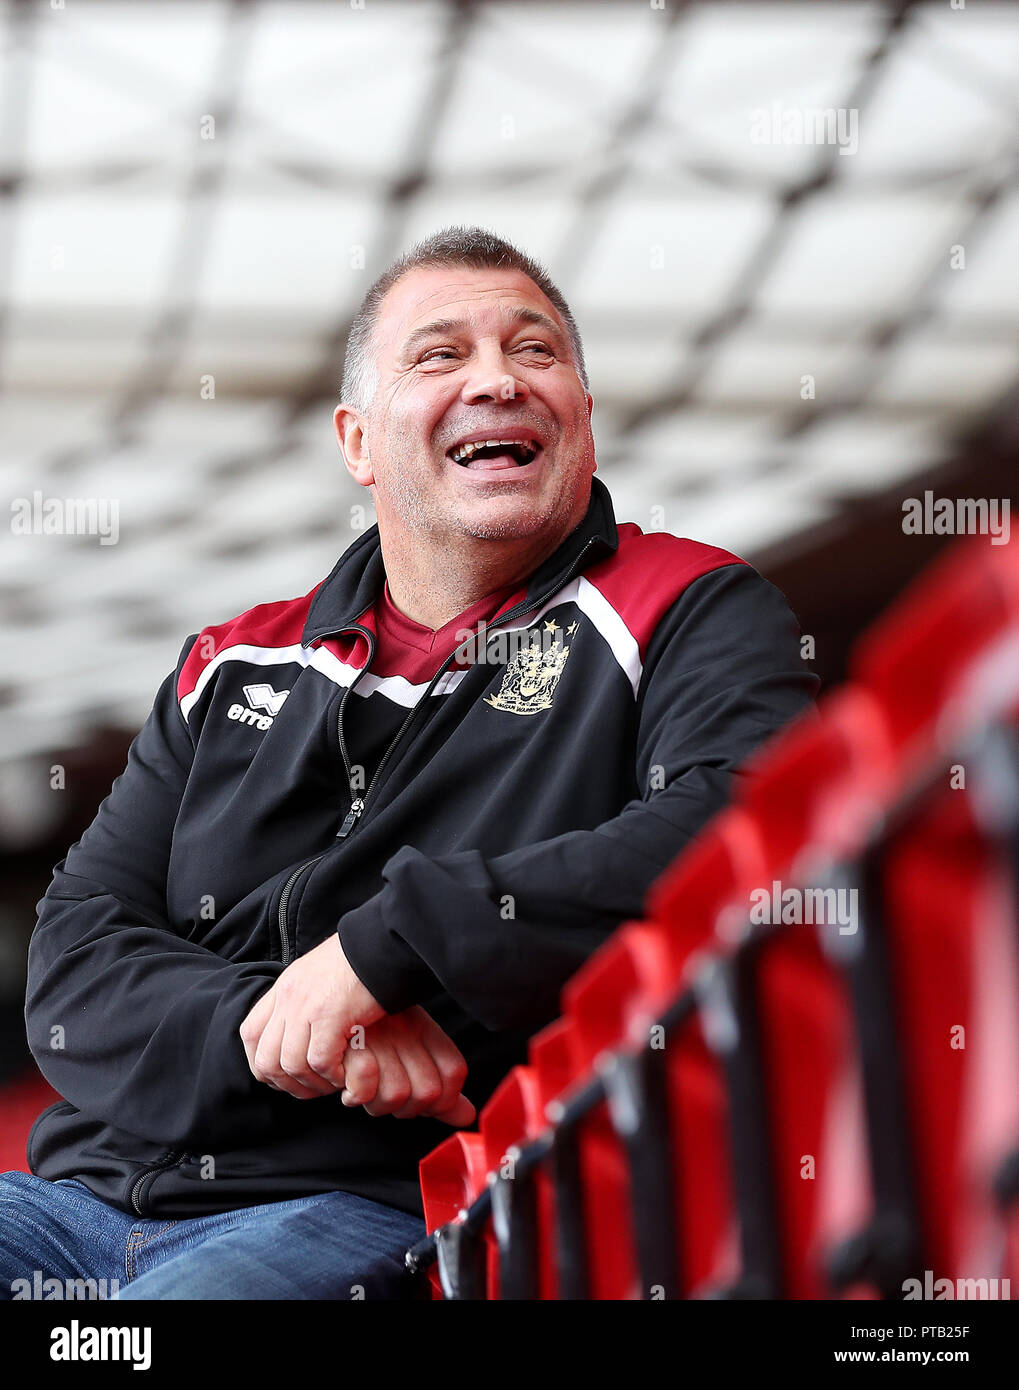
[1,0,1017,1136]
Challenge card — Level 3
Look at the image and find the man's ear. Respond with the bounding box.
[334,404,373,487]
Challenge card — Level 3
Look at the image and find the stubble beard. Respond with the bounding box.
[372,436,592,545]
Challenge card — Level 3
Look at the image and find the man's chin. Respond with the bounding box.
[443,474,592,543]
[456,500,559,542]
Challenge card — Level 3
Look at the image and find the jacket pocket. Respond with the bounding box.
[26,1099,74,1172]
[178,856,322,963]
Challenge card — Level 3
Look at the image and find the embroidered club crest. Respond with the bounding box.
[484,621,573,715]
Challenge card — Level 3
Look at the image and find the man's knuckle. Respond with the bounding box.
[444,1059,468,1088]
[416,1079,443,1107]
[345,1055,373,1084]
[306,1046,334,1073]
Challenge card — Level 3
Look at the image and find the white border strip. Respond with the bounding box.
[180,642,312,723]
[480,576,642,696]
[179,639,469,722]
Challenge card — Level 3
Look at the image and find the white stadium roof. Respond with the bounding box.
[0,0,1017,804]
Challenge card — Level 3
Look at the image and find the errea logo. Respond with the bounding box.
[227,683,290,731]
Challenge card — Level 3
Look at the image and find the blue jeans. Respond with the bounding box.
[0,1170,426,1300]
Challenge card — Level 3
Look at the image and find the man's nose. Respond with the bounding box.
[459,347,530,405]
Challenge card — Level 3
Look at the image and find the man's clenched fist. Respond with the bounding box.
[239,934,475,1127]
[341,1007,475,1126]
[240,933,383,1098]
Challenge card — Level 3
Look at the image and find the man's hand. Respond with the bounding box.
[240,933,384,1098]
[238,937,476,1127]
[341,1006,475,1126]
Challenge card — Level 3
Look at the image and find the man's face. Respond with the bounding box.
[336,265,596,546]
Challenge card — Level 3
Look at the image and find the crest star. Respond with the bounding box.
[567,621,579,635]
[543,619,557,633]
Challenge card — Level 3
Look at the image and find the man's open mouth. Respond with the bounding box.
[448,438,542,470]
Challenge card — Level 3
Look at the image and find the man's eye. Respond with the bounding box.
[418,343,553,364]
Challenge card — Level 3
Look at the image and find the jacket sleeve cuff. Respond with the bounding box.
[336,889,438,1016]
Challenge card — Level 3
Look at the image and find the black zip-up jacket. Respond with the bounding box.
[25,479,819,1219]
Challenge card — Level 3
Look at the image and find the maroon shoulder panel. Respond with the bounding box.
[177,583,323,707]
[582,521,747,659]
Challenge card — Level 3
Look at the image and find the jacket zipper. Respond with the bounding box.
[335,624,379,838]
[275,855,326,965]
[276,535,603,954]
[271,624,382,961]
[130,1150,189,1216]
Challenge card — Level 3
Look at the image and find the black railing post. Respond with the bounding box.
[489,1150,540,1300]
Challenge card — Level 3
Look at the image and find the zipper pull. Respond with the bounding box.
[336,797,365,839]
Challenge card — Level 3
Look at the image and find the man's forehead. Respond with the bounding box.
[380,266,565,347]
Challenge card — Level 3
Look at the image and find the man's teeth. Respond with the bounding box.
[450,439,539,464]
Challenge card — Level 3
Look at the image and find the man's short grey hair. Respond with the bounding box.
[340,226,589,411]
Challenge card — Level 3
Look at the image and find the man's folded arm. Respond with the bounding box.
[336,563,821,1033]
[24,636,289,1149]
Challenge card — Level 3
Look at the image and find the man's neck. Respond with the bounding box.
[379,526,575,631]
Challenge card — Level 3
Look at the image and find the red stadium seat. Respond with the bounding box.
[480,1066,556,1299]
[562,920,737,1296]
[528,1016,595,1299]
[418,1132,490,1299]
[739,686,896,881]
[564,919,688,1051]
[658,1002,740,1296]
[751,924,876,1297]
[528,1016,575,1110]
[560,978,640,1299]
[881,785,1019,1287]
[646,804,766,952]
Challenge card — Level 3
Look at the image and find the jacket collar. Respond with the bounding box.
[302,475,619,646]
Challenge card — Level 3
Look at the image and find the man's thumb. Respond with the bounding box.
[432,1093,476,1128]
